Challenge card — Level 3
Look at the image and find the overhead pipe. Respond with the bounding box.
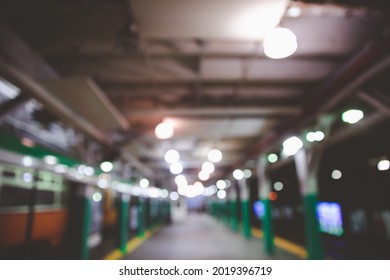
[231,28,390,171]
[0,59,113,146]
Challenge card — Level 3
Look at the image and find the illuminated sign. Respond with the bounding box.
[316,202,344,236]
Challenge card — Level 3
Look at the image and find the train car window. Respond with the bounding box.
[2,170,15,178]
[35,190,55,205]
[0,185,31,207]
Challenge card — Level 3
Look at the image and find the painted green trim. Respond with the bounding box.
[0,130,79,167]
[229,200,239,232]
[138,199,145,238]
[261,199,275,254]
[241,200,252,239]
[225,200,230,225]
[303,194,325,259]
[119,199,129,253]
[81,197,92,260]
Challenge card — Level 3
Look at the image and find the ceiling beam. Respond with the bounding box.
[99,79,317,88]
[227,28,390,174]
[121,106,300,118]
[0,59,113,147]
[47,51,344,62]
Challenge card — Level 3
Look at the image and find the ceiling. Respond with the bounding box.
[0,0,389,191]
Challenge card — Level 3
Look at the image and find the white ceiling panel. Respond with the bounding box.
[129,0,289,40]
[201,58,336,80]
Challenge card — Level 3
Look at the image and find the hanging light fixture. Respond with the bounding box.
[263,27,298,59]
[155,121,174,139]
[207,149,223,163]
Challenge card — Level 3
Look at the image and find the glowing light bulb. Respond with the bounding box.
[233,169,244,180]
[264,27,298,59]
[208,149,222,163]
[342,109,364,124]
[164,149,180,163]
[283,136,303,156]
[100,161,113,172]
[155,122,174,139]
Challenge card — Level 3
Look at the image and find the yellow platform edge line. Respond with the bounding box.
[104,226,161,260]
[251,227,308,259]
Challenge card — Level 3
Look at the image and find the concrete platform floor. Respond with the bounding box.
[123,214,299,260]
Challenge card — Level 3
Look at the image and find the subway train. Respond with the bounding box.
[248,118,390,259]
[0,145,169,260]
[0,156,110,259]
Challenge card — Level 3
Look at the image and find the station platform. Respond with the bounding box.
[121,214,299,260]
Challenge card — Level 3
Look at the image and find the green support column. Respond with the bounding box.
[138,197,145,237]
[294,149,325,260]
[238,178,252,239]
[258,155,275,255]
[81,192,92,260]
[223,199,229,225]
[228,187,239,232]
[166,201,171,224]
[119,194,130,253]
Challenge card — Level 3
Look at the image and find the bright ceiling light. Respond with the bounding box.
[164,149,180,163]
[170,191,179,201]
[306,131,325,142]
[100,161,113,172]
[315,131,325,141]
[233,169,244,180]
[92,192,103,202]
[84,166,95,176]
[140,178,149,188]
[170,162,183,175]
[208,149,223,163]
[198,170,210,181]
[342,109,364,124]
[22,156,33,167]
[155,122,174,139]
[224,179,231,188]
[282,136,303,156]
[331,170,342,180]
[175,174,187,186]
[202,161,215,174]
[217,190,227,199]
[147,187,160,198]
[377,159,390,171]
[263,27,298,59]
[306,132,316,142]
[44,155,58,165]
[243,169,252,178]
[267,153,278,163]
[160,189,169,198]
[273,182,284,191]
[216,180,226,190]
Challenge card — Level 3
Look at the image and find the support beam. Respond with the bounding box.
[238,178,252,239]
[257,155,275,255]
[0,59,113,146]
[294,149,325,260]
[121,106,299,118]
[229,30,390,172]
